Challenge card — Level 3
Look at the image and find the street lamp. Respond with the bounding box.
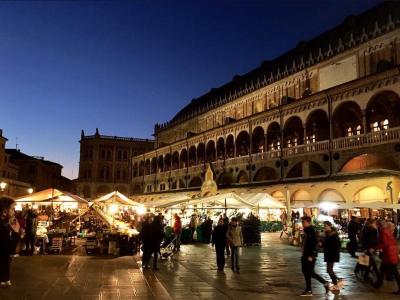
[28,187,34,194]
[0,182,7,192]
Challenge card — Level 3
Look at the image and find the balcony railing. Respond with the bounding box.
[282,140,330,157]
[225,156,249,166]
[332,127,400,151]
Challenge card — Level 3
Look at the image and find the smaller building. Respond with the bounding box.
[5,149,72,192]
[75,129,155,199]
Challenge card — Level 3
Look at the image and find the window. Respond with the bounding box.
[107,150,112,159]
[123,151,128,160]
[381,119,389,130]
[117,151,122,160]
[159,183,166,191]
[101,150,106,159]
[116,171,121,180]
[346,127,352,137]
[146,185,152,193]
[356,125,362,135]
[371,122,380,132]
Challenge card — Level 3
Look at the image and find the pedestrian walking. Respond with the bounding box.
[300,216,329,297]
[226,217,243,273]
[140,216,153,269]
[347,216,359,258]
[355,218,379,281]
[212,218,227,271]
[0,197,19,287]
[322,221,343,290]
[173,213,182,251]
[25,209,38,256]
[149,215,164,271]
[222,213,230,255]
[375,222,400,295]
[189,214,198,242]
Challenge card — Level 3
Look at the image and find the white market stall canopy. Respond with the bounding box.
[185,192,256,209]
[240,193,285,209]
[93,191,142,206]
[142,193,193,209]
[16,188,88,204]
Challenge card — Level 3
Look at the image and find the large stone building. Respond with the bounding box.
[0,130,31,198]
[75,129,155,199]
[6,149,72,192]
[132,2,400,206]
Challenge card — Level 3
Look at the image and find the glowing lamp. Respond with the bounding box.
[319,202,337,211]
[137,206,146,215]
[0,182,7,191]
[28,188,34,194]
[109,204,118,214]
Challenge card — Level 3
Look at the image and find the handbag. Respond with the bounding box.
[358,254,370,266]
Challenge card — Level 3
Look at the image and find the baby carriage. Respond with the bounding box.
[160,235,176,260]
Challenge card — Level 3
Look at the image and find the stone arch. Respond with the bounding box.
[291,189,312,203]
[197,143,205,164]
[151,157,157,174]
[287,162,302,178]
[157,156,164,173]
[139,161,144,176]
[188,146,196,167]
[353,186,385,203]
[376,59,393,73]
[82,185,91,199]
[206,140,216,162]
[133,163,138,177]
[271,190,285,202]
[309,161,326,176]
[217,172,234,186]
[145,159,151,175]
[237,170,249,183]
[172,151,180,170]
[236,130,250,156]
[180,149,188,169]
[340,153,399,173]
[178,179,186,189]
[226,134,235,158]
[252,126,265,153]
[189,176,203,188]
[267,122,281,151]
[164,153,171,171]
[284,116,303,147]
[332,101,363,138]
[366,91,400,132]
[216,137,225,160]
[318,189,345,202]
[305,109,329,142]
[253,167,278,182]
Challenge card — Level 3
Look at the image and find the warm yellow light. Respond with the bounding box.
[28,188,34,194]
[0,182,7,191]
[109,204,118,214]
[137,206,146,215]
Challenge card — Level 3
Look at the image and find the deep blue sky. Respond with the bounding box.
[0,0,382,179]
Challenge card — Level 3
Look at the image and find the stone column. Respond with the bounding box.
[362,109,368,134]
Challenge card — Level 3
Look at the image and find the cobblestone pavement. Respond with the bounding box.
[1,233,399,300]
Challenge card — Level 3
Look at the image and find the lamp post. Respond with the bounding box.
[0,181,7,196]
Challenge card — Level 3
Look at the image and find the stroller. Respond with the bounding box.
[160,235,176,260]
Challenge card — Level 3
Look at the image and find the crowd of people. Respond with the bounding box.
[1,196,400,297]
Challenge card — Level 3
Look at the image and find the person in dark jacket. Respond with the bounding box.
[355,218,379,280]
[323,221,343,290]
[150,215,164,271]
[140,216,153,269]
[25,209,38,256]
[300,216,329,297]
[212,218,227,271]
[375,222,400,294]
[0,197,18,287]
[347,216,359,258]
[222,214,230,255]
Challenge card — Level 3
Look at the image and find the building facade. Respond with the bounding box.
[6,149,72,192]
[0,130,32,198]
[132,3,400,204]
[75,129,155,199]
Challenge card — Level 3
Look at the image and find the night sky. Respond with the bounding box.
[0,0,382,179]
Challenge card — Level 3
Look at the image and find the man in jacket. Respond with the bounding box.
[323,221,343,290]
[212,218,227,271]
[222,213,230,255]
[375,222,400,294]
[300,216,329,297]
[226,217,243,273]
[356,218,379,280]
[347,216,359,258]
[140,216,153,269]
[25,209,38,256]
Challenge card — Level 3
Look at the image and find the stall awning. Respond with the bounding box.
[187,192,255,209]
[240,193,285,209]
[93,191,142,206]
[16,188,88,204]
